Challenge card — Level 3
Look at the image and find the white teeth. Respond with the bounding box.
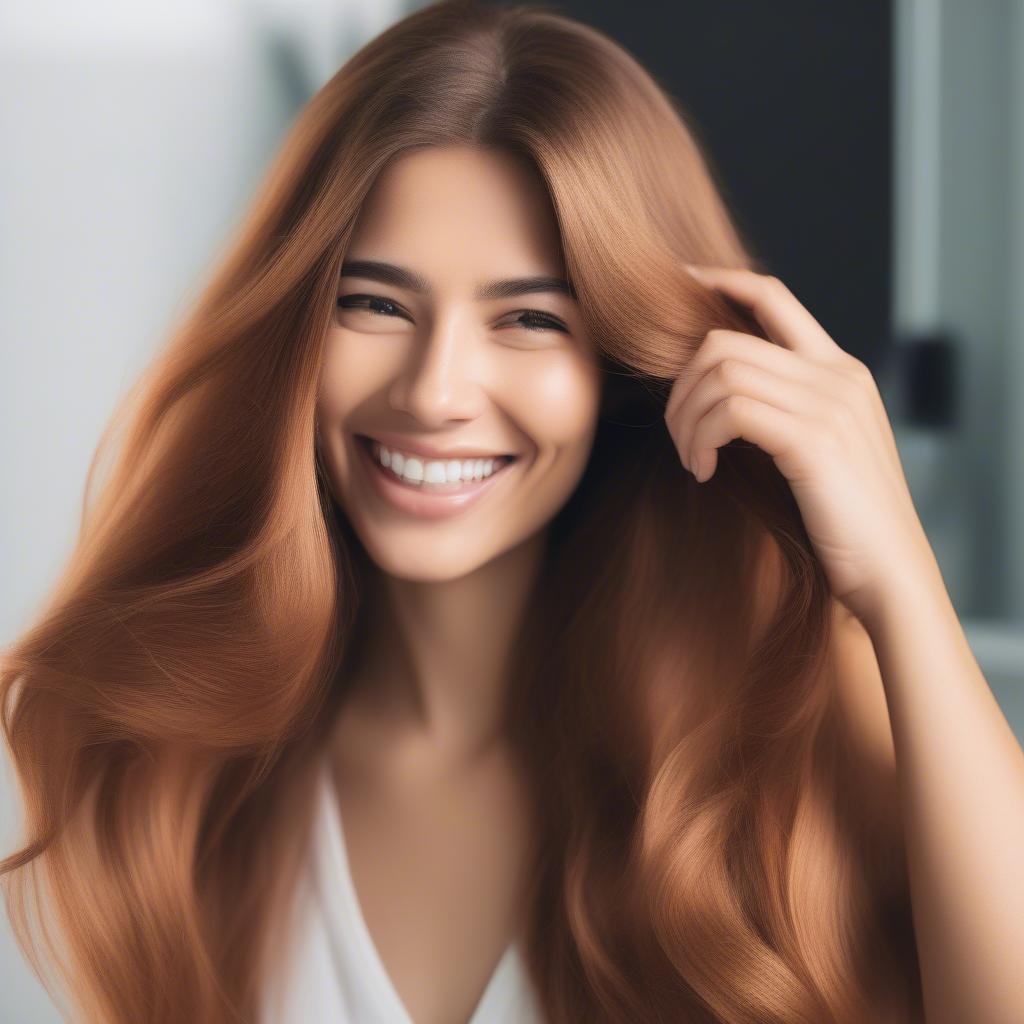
[424,461,447,484]
[369,440,509,488]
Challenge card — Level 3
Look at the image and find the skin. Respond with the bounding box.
[314,144,602,1024]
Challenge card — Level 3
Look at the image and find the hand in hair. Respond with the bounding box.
[664,265,933,627]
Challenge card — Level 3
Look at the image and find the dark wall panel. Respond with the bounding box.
[507,0,893,370]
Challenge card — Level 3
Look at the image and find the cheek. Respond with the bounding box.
[316,329,390,423]
[315,333,382,490]
[512,354,601,454]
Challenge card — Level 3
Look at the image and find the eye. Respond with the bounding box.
[335,294,568,334]
[336,293,412,321]
[505,310,569,333]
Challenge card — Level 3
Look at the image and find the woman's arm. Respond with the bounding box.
[666,265,1024,1024]
[857,554,1024,1024]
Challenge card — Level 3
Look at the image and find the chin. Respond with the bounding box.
[358,533,502,584]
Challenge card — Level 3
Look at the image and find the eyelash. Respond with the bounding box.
[335,293,568,333]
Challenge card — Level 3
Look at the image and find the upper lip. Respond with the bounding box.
[358,431,518,461]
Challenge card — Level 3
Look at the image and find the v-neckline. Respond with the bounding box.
[313,759,520,1024]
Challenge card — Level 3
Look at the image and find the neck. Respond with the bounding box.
[343,529,548,763]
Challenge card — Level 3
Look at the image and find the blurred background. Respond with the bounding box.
[2,0,1022,1018]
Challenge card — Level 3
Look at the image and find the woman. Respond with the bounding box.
[4,1,1023,1022]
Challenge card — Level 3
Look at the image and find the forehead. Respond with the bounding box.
[346,145,567,281]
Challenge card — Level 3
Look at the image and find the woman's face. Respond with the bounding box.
[316,144,602,583]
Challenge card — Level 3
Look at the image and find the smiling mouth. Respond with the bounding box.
[356,434,520,494]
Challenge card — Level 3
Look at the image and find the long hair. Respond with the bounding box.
[1,1,922,1021]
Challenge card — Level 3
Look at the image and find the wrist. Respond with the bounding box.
[853,545,953,641]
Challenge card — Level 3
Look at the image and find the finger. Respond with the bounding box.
[684,265,837,359]
[689,394,805,484]
[665,359,820,474]
[664,327,814,426]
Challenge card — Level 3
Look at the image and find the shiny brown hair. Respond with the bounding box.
[1,1,922,1020]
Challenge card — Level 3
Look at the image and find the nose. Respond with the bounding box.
[388,313,487,427]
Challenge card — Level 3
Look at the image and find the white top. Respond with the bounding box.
[261,758,545,1023]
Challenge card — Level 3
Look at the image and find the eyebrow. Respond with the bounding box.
[340,258,577,302]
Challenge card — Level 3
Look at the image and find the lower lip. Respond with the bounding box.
[355,436,519,520]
